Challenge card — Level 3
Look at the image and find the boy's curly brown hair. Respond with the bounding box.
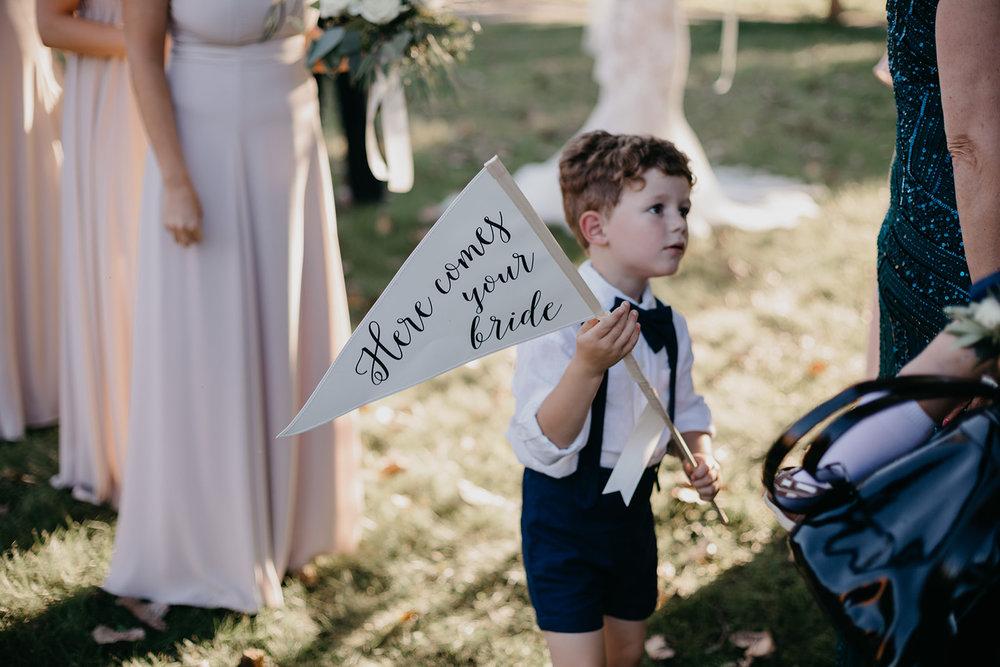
[558,130,694,249]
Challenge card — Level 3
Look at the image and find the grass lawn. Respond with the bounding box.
[2,3,894,665]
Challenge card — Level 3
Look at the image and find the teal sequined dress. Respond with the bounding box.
[877,0,970,378]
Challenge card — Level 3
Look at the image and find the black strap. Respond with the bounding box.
[661,299,678,422]
[574,298,679,505]
[574,371,609,507]
[762,375,1000,500]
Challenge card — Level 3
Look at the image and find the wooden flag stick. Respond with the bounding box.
[484,157,728,524]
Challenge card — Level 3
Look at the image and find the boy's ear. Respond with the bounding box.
[579,210,607,246]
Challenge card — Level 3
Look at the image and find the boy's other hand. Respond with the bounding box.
[684,453,721,501]
[573,302,640,376]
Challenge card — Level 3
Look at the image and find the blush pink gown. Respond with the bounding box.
[50,0,147,506]
[103,0,363,612]
[0,0,62,441]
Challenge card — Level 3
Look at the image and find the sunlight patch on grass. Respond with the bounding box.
[0,520,112,622]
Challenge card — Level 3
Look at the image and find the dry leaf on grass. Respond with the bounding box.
[379,458,405,478]
[808,360,830,377]
[730,629,775,655]
[298,562,319,587]
[457,479,512,509]
[115,596,169,631]
[92,625,145,644]
[730,629,776,665]
[645,634,676,660]
[238,648,267,667]
[375,214,394,237]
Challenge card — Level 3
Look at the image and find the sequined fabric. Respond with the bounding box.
[877,0,970,378]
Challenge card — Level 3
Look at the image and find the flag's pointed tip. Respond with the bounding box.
[277,416,310,438]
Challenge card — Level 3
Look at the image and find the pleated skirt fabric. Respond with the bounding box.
[0,0,62,441]
[50,0,146,506]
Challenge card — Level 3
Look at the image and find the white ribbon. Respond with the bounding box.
[365,66,414,193]
[603,399,665,506]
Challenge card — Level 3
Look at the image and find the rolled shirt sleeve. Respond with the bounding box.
[506,325,591,478]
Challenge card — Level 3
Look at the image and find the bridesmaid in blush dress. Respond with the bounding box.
[38,0,148,506]
[0,0,61,442]
[103,0,363,612]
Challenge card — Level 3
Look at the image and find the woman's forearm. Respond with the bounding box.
[36,0,127,57]
[122,0,192,189]
[937,0,1000,281]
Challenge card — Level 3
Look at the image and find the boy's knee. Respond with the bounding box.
[606,641,644,667]
[603,617,647,667]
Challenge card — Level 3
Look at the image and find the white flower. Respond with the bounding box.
[319,0,354,17]
[357,0,405,24]
[973,296,1000,329]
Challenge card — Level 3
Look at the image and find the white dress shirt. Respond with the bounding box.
[506,261,714,478]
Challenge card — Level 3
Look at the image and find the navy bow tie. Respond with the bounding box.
[613,297,673,353]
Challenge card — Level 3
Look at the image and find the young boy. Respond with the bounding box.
[506,130,722,666]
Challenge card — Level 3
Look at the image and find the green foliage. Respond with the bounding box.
[2,4,892,665]
[309,1,476,94]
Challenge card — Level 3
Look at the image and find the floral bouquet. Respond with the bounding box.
[944,288,1000,361]
[308,0,475,91]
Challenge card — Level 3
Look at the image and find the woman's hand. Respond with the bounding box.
[163,181,202,247]
[684,452,721,502]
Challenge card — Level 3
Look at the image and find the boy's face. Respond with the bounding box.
[596,169,691,283]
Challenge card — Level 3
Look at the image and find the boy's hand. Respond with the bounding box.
[684,453,721,502]
[573,301,640,376]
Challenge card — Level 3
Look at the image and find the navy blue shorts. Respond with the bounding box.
[520,466,658,633]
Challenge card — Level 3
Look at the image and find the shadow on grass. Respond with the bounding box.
[0,586,234,666]
[0,427,117,552]
[295,547,537,665]
[648,538,836,666]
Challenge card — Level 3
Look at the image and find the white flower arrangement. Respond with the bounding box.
[944,290,1000,360]
[308,0,475,90]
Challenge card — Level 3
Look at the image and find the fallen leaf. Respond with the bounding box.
[298,563,319,587]
[645,634,676,660]
[457,479,512,508]
[730,630,776,657]
[92,625,145,644]
[808,360,829,377]
[239,648,267,667]
[375,214,394,236]
[115,597,169,631]
[379,458,404,478]
[346,285,368,311]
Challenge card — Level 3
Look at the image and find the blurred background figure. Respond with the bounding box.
[513,0,820,236]
[320,70,387,206]
[38,0,148,507]
[104,0,362,613]
[0,0,62,442]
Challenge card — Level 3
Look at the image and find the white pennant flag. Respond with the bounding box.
[280,157,598,437]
